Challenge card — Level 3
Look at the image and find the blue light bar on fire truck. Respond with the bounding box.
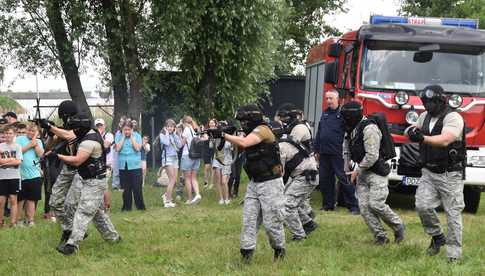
[370,15,478,29]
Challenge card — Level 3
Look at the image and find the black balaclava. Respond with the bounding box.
[341,101,363,133]
[58,100,79,127]
[420,85,447,117]
[235,104,264,135]
[67,113,92,138]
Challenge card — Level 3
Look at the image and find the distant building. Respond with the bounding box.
[2,91,112,120]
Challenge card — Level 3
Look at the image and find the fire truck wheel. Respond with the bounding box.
[463,186,481,214]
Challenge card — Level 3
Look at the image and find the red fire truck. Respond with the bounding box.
[305,15,485,213]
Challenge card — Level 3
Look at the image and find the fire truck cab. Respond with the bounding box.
[305,15,485,213]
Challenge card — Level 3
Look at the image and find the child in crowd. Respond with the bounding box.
[16,123,44,226]
[0,125,23,227]
[141,135,151,186]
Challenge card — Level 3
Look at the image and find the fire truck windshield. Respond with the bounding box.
[362,41,485,95]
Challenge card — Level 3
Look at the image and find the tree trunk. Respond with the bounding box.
[120,0,143,123]
[197,61,217,121]
[100,0,129,130]
[45,0,91,117]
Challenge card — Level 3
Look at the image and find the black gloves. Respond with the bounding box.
[408,127,424,143]
[39,119,53,131]
[207,128,223,139]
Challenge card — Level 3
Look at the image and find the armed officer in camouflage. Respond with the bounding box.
[39,100,81,250]
[210,104,286,263]
[277,103,319,241]
[406,85,466,263]
[54,114,120,255]
[341,101,405,245]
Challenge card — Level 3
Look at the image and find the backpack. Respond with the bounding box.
[366,112,396,161]
[187,128,202,159]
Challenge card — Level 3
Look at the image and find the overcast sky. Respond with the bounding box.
[2,0,400,93]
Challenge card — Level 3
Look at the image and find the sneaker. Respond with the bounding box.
[26,221,35,227]
[427,234,446,256]
[185,200,192,205]
[224,199,231,205]
[15,221,26,228]
[50,216,57,223]
[161,193,167,204]
[175,195,182,201]
[191,194,202,205]
[218,199,225,205]
[164,202,176,208]
[374,236,390,245]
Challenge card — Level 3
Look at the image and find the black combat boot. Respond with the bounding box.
[394,224,405,244]
[427,234,446,256]
[240,249,254,264]
[303,220,319,235]
[374,236,390,245]
[59,244,77,255]
[56,230,72,252]
[291,235,306,242]
[273,248,286,261]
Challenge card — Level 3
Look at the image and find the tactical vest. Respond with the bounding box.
[419,110,466,174]
[286,121,314,152]
[244,127,282,182]
[279,123,314,183]
[76,131,107,180]
[350,120,390,176]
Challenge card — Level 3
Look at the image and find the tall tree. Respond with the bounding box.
[0,0,94,116]
[152,0,288,122]
[99,0,129,128]
[45,0,90,116]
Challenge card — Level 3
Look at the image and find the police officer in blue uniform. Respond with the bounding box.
[314,90,359,213]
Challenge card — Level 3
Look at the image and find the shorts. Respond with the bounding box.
[212,159,224,169]
[18,177,42,201]
[0,179,20,196]
[162,155,179,168]
[180,155,200,171]
[222,164,232,176]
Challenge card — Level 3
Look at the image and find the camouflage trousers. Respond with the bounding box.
[240,178,286,250]
[284,176,318,238]
[49,165,77,231]
[66,176,119,248]
[356,170,403,239]
[415,168,464,259]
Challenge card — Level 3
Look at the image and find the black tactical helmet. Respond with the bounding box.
[235,104,263,134]
[341,101,363,132]
[420,85,447,117]
[277,103,301,125]
[58,100,79,124]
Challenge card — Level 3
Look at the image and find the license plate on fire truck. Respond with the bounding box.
[402,176,420,186]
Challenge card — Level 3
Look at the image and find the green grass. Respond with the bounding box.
[1,170,485,275]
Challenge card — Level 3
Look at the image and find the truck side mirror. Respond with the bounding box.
[329,43,341,57]
[325,61,338,84]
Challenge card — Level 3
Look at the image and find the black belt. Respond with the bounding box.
[425,164,462,174]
